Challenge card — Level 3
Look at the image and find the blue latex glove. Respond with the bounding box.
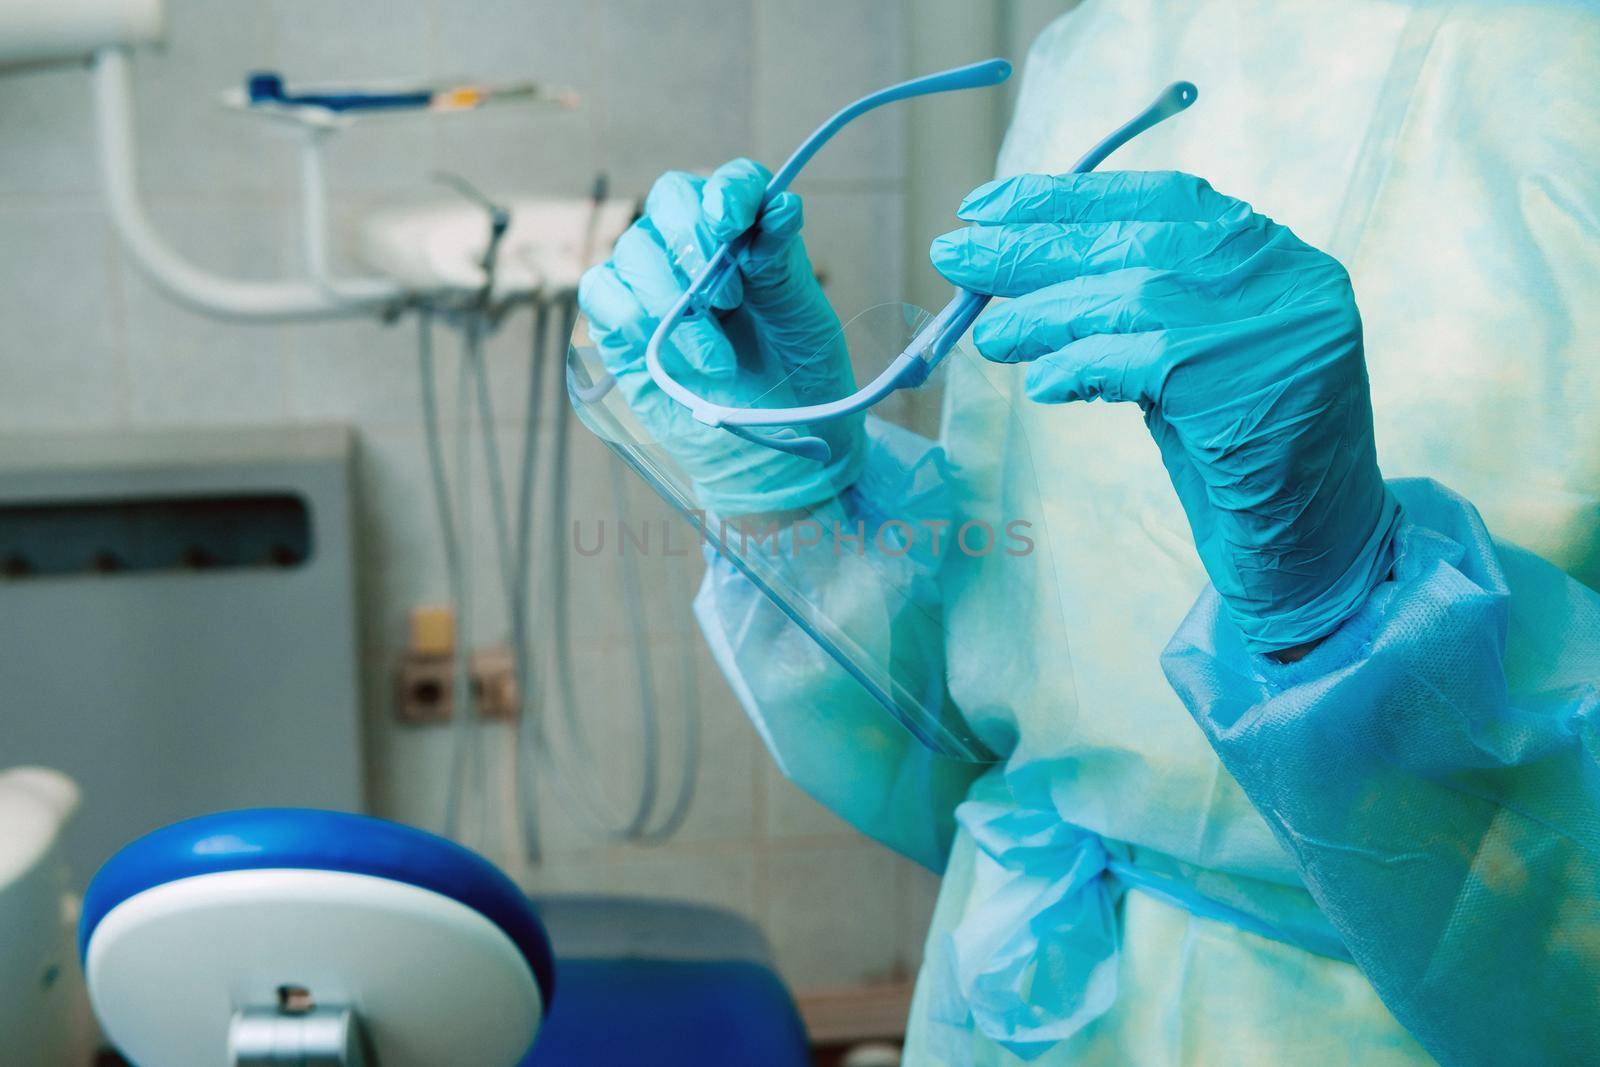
[931,171,1401,652]
[578,158,864,515]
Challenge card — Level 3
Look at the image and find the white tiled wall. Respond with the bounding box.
[0,0,944,990]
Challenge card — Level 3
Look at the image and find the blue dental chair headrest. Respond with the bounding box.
[80,808,812,1067]
[79,806,556,1006]
[81,808,556,1066]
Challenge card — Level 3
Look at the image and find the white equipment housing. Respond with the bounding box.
[0,768,82,1066]
[359,197,636,303]
[0,0,161,68]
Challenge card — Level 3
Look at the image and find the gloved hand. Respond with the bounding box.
[579,158,864,515]
[931,171,1400,653]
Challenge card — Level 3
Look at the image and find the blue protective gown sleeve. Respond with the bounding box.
[1163,476,1600,1066]
[693,419,986,871]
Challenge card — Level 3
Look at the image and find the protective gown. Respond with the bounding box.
[691,1,1600,1063]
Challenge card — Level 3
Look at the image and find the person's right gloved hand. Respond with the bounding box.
[930,171,1401,654]
[578,158,865,516]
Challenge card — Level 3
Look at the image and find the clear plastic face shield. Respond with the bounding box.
[569,61,1196,762]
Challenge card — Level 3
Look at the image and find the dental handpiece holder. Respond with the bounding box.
[639,60,1198,462]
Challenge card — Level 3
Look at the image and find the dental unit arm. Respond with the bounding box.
[0,0,588,322]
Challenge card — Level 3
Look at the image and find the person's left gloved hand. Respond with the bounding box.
[931,170,1401,654]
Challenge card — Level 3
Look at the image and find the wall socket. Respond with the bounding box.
[395,644,520,725]
[395,606,520,724]
[470,645,519,721]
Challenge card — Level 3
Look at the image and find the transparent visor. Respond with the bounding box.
[567,301,1069,763]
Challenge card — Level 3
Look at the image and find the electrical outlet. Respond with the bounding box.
[470,645,519,721]
[394,605,519,723]
[394,648,520,724]
[396,651,453,724]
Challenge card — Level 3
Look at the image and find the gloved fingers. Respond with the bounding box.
[736,191,808,291]
[578,261,649,362]
[611,219,738,378]
[711,184,840,372]
[751,190,803,241]
[703,159,814,294]
[644,170,743,311]
[931,216,1273,296]
[972,269,1223,363]
[577,261,664,414]
[1022,330,1168,407]
[957,171,1240,224]
[703,158,773,241]
[578,262,707,426]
